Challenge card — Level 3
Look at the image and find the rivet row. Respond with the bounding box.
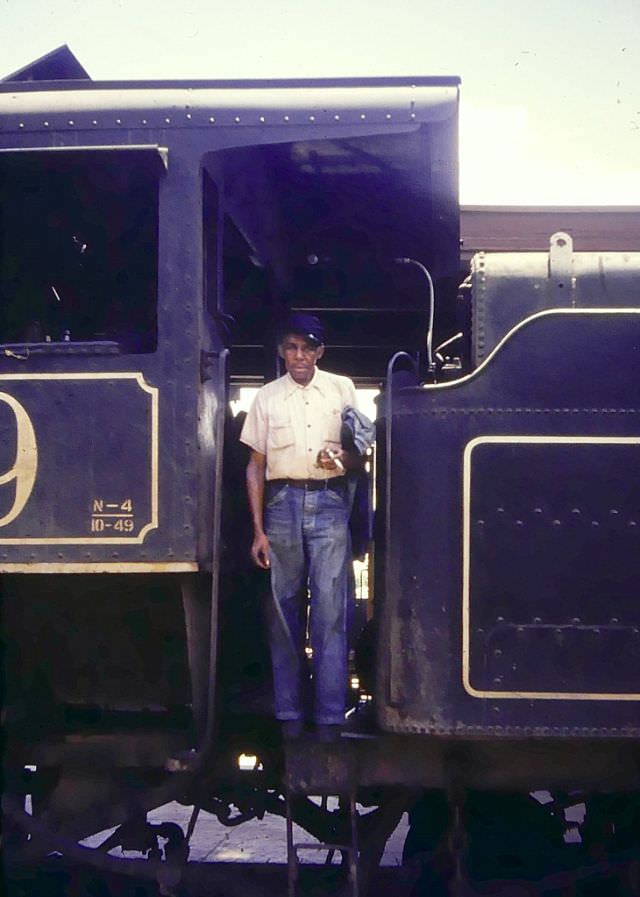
[476,516,637,527]
[10,110,417,130]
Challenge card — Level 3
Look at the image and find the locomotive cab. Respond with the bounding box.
[0,72,464,856]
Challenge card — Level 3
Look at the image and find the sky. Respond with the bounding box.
[1,0,638,206]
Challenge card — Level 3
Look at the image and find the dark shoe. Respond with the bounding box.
[281,719,304,741]
[315,723,343,744]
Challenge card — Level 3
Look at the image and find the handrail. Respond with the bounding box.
[201,347,229,762]
[384,352,418,651]
[394,257,436,375]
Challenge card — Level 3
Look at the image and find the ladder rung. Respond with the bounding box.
[293,842,354,852]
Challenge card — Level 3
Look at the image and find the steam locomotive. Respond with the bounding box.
[1,55,639,895]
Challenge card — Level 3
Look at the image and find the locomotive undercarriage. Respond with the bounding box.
[1,568,410,894]
[1,572,192,892]
[5,731,640,894]
[4,571,638,895]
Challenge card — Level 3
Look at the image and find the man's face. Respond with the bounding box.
[278,333,325,385]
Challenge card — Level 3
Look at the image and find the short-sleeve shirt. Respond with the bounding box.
[240,368,357,481]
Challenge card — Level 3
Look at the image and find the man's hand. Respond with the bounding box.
[246,450,269,569]
[251,531,270,569]
[316,448,363,472]
[316,448,346,471]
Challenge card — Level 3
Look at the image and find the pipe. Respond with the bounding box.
[394,257,436,374]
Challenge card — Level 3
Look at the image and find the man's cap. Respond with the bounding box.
[277,313,325,346]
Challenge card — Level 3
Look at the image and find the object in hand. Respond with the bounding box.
[316,449,344,472]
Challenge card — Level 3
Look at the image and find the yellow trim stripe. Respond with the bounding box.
[462,435,640,701]
[0,562,198,574]
[425,308,640,392]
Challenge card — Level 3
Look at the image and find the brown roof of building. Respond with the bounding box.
[461,206,640,259]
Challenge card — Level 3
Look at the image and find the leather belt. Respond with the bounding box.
[268,478,345,492]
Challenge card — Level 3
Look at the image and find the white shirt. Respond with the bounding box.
[240,367,357,481]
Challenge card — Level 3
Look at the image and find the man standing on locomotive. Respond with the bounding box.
[240,314,360,741]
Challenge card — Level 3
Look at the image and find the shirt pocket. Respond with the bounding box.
[322,406,342,449]
[267,415,294,451]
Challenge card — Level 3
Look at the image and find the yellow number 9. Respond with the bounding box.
[0,392,38,527]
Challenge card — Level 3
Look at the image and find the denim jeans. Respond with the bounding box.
[265,482,350,725]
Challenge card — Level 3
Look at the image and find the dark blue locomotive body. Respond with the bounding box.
[2,58,639,893]
[0,141,222,572]
[379,308,640,738]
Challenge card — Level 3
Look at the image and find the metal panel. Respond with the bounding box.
[377,309,640,736]
[0,144,205,569]
[0,373,157,546]
[470,234,640,365]
[0,83,458,133]
[464,437,640,700]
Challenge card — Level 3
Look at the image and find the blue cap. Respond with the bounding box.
[278,313,325,346]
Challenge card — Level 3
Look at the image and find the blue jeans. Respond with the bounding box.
[265,482,350,725]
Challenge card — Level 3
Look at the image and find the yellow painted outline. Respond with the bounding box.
[462,435,640,701]
[0,373,159,545]
[425,308,640,392]
[0,562,197,573]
